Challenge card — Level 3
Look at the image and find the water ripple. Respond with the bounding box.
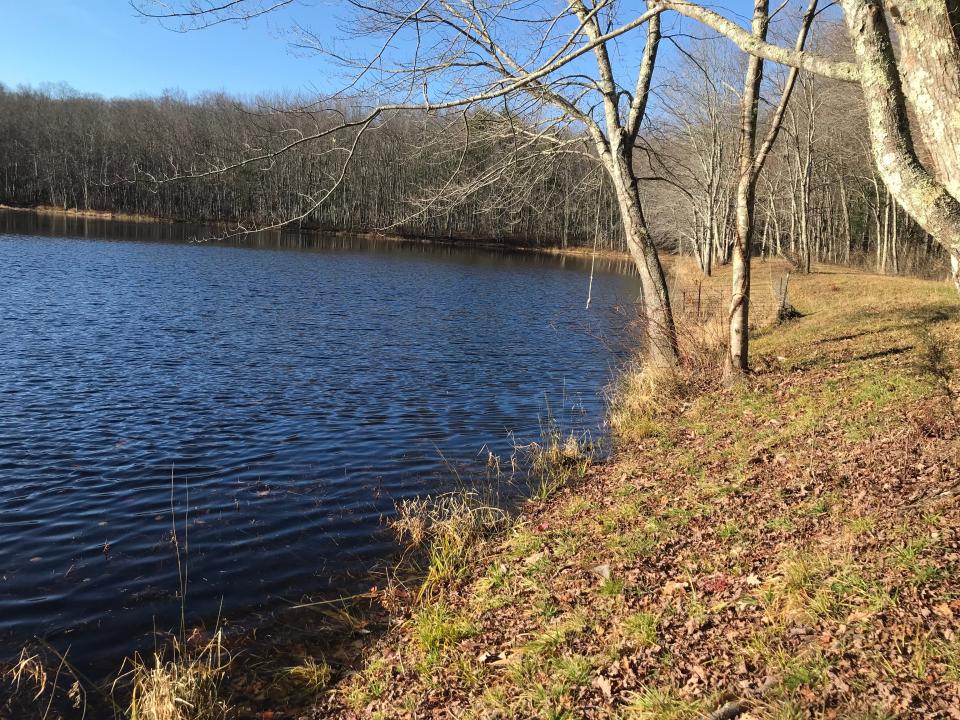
[0,214,641,669]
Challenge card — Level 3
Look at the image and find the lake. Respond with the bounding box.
[0,212,641,670]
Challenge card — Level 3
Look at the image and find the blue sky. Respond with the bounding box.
[3,0,771,100]
[2,0,327,98]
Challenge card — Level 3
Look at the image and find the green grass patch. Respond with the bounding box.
[623,611,659,647]
[412,603,477,666]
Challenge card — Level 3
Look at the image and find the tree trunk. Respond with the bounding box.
[728,0,769,376]
[611,145,679,368]
[572,0,679,369]
[839,172,852,262]
[886,0,960,194]
[839,0,960,274]
[885,0,960,288]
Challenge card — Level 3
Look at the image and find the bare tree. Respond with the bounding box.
[651,36,740,276]
[134,0,684,366]
[726,0,817,375]
[660,0,960,291]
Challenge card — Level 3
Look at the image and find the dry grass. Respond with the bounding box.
[610,257,798,442]
[515,421,595,501]
[608,364,696,441]
[281,656,333,696]
[6,649,49,702]
[391,410,595,599]
[392,492,509,599]
[2,645,88,719]
[115,631,230,720]
[666,255,794,327]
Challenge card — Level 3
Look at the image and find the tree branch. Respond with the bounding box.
[656,0,860,82]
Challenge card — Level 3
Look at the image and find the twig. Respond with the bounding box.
[586,183,602,309]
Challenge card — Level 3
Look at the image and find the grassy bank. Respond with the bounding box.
[313,264,960,719]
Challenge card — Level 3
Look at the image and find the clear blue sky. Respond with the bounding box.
[3,0,774,100]
[2,0,327,98]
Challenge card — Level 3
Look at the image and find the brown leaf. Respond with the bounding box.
[592,675,612,702]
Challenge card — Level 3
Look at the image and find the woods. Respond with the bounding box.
[0,87,622,247]
[667,0,960,289]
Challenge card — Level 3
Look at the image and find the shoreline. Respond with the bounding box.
[311,266,960,719]
[0,203,178,224]
[0,204,631,262]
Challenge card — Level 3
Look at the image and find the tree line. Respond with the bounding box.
[0,73,947,281]
[0,84,623,248]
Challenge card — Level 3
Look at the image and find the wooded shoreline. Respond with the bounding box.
[0,203,633,262]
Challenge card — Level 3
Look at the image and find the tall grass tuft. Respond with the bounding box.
[115,631,230,720]
[5,649,49,703]
[514,417,594,501]
[608,257,741,441]
[111,469,232,720]
[392,492,508,599]
[3,643,92,717]
[390,395,595,601]
[608,363,697,441]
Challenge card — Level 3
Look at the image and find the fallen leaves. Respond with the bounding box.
[591,675,612,702]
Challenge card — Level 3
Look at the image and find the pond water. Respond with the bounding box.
[0,212,641,670]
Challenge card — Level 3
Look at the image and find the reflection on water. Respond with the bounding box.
[0,211,641,669]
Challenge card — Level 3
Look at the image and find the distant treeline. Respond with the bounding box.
[0,85,624,249]
[0,83,950,277]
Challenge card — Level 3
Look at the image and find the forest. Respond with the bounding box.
[0,85,616,247]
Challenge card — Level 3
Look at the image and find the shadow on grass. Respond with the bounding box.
[815,330,878,345]
[851,346,913,363]
[905,304,960,325]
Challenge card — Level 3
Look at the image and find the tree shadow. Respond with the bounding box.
[850,345,913,362]
[905,305,959,325]
[815,330,877,345]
